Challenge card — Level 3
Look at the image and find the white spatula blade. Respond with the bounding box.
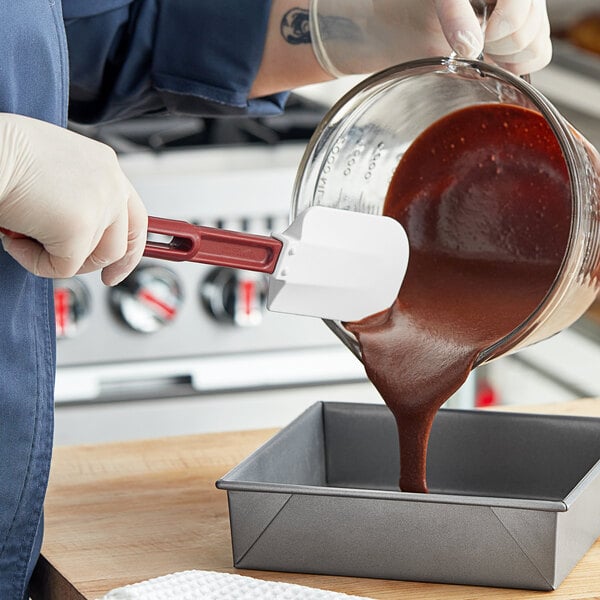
[267,206,409,321]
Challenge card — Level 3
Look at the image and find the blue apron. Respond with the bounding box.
[0,2,65,597]
[0,1,283,596]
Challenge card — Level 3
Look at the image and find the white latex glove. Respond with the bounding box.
[310,0,551,77]
[436,0,552,74]
[0,113,147,285]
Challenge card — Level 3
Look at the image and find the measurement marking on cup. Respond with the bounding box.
[343,139,365,176]
[316,136,346,202]
[364,141,386,180]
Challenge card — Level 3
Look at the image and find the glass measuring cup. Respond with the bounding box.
[291,56,600,365]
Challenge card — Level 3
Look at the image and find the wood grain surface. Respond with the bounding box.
[30,399,600,600]
[585,299,600,326]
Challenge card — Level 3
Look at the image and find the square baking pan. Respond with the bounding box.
[217,402,600,590]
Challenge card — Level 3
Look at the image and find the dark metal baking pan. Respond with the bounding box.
[217,401,600,590]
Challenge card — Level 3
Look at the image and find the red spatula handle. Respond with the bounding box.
[0,228,26,239]
[145,216,282,274]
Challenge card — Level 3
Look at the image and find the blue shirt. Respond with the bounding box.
[0,2,283,597]
[0,1,67,125]
[64,0,287,122]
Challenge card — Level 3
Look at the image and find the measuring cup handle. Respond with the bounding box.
[468,0,531,82]
[145,216,282,274]
[470,0,496,30]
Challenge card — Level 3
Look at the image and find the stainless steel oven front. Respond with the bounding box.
[53,141,389,445]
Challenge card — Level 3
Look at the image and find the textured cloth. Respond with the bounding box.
[98,570,371,600]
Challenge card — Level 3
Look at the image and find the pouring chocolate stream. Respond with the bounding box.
[346,102,572,493]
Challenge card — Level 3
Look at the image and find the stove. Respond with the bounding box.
[54,96,388,445]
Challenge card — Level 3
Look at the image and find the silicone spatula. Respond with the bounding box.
[1,206,409,321]
[145,206,409,321]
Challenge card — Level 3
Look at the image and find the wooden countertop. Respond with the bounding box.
[583,299,600,331]
[586,299,600,321]
[31,399,600,600]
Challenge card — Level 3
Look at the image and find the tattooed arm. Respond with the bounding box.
[250,0,331,98]
[250,0,552,97]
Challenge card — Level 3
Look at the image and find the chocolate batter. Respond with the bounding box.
[347,103,572,493]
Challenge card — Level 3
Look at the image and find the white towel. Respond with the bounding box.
[98,570,372,600]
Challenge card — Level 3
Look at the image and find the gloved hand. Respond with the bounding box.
[310,0,551,77]
[0,113,147,285]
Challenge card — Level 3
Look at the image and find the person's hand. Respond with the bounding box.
[310,0,551,77]
[434,0,552,74]
[0,113,147,285]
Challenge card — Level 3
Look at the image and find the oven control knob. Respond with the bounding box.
[110,265,183,333]
[201,268,267,326]
[53,278,92,339]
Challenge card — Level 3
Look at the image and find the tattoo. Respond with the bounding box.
[281,8,311,45]
[280,7,363,46]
